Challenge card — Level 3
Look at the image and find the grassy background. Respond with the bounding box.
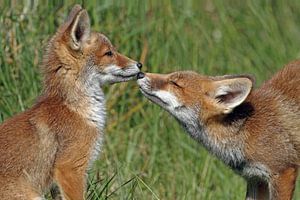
[1,0,300,199]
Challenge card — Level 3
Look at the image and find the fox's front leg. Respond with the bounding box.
[53,163,87,200]
[245,179,269,200]
[269,167,298,200]
[50,184,63,200]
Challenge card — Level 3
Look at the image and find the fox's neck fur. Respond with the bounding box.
[180,106,247,169]
[182,78,300,182]
[181,98,274,183]
[81,68,106,131]
[41,41,107,131]
[40,54,106,164]
[78,67,106,163]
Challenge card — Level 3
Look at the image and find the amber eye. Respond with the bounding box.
[104,51,113,57]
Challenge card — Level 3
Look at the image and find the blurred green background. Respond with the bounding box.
[1,0,300,199]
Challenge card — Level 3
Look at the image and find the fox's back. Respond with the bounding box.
[267,60,300,105]
[0,105,58,179]
[0,111,38,175]
[258,61,300,157]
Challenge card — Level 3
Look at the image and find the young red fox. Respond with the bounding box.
[137,61,300,200]
[0,5,142,200]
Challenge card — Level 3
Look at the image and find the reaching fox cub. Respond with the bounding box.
[137,61,299,200]
[0,5,142,200]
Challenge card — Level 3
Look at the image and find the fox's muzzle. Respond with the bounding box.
[137,72,145,79]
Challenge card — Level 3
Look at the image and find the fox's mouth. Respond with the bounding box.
[137,76,184,110]
[137,77,169,106]
[139,87,168,106]
[101,64,141,84]
[116,73,138,79]
[111,72,140,83]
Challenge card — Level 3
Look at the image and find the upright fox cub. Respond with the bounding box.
[0,5,142,200]
[137,61,299,200]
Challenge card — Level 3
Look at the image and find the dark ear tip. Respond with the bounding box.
[221,74,256,87]
[243,74,256,87]
[78,9,89,18]
[72,4,83,11]
[65,5,84,24]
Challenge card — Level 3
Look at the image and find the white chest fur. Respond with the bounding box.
[185,123,245,167]
[241,163,271,181]
[87,88,106,165]
[180,111,271,181]
[174,108,245,168]
[169,105,269,181]
[83,71,107,166]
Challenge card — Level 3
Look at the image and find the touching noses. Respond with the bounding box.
[137,62,143,69]
[137,72,145,79]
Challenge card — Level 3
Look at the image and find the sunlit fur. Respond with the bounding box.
[138,62,300,200]
[0,5,140,199]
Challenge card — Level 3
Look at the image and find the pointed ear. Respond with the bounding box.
[63,5,91,50]
[212,77,253,114]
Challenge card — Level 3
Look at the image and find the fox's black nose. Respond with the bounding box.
[137,72,145,79]
[137,62,143,69]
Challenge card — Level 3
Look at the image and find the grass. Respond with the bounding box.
[1,0,300,199]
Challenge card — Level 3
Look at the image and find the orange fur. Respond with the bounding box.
[0,5,141,199]
[138,61,300,199]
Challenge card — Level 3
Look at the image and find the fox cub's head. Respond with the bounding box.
[137,71,254,125]
[42,5,142,93]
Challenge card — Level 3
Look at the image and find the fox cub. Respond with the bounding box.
[137,61,299,200]
[0,5,142,200]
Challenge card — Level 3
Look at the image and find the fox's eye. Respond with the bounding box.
[170,80,181,88]
[104,51,113,57]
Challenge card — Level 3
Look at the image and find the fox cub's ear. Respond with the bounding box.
[63,5,91,50]
[212,77,253,114]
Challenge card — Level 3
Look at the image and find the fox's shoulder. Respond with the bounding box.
[261,60,300,104]
[248,61,300,125]
[277,60,300,84]
[0,112,30,133]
